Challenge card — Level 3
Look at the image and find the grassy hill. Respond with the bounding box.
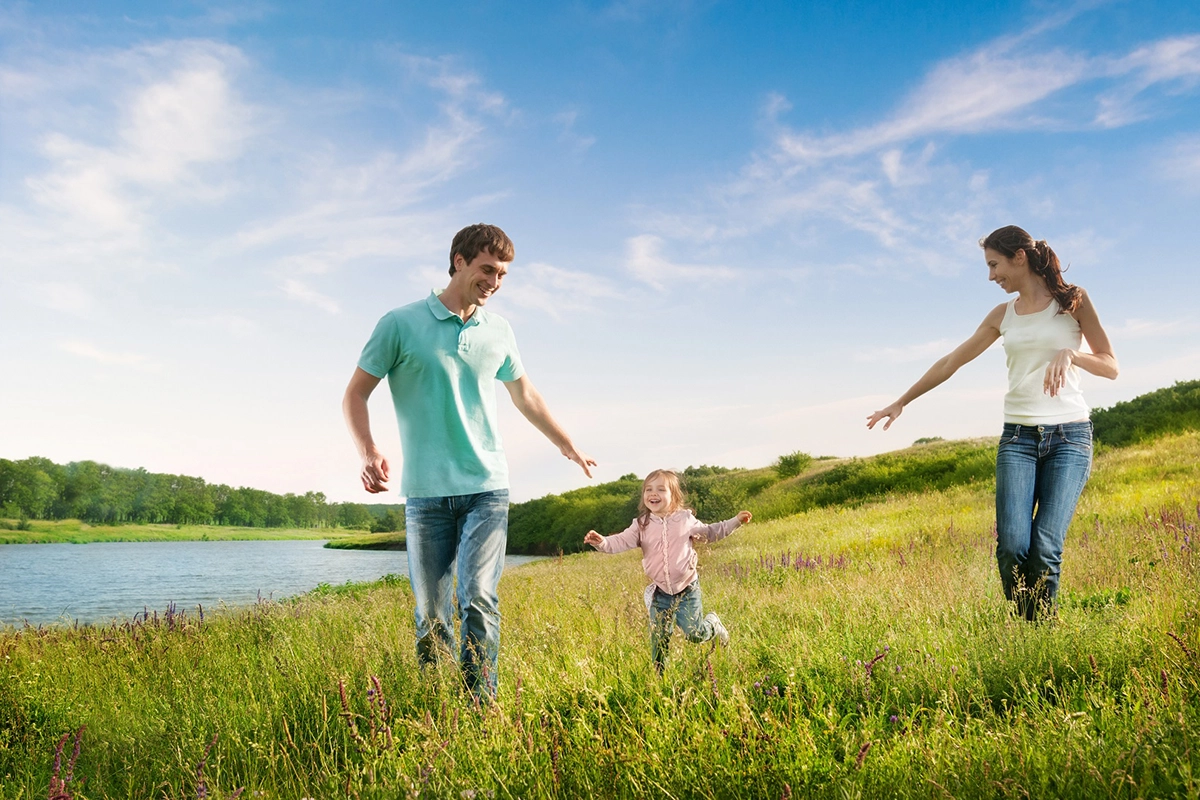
[507,379,1200,555]
[2,424,1197,797]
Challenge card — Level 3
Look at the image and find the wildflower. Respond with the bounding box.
[889,715,898,724]
[854,740,872,769]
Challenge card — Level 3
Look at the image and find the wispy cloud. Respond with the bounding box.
[1159,136,1200,188]
[27,41,251,221]
[624,234,736,290]
[776,50,1088,164]
[632,19,1200,282]
[281,278,340,314]
[231,52,512,287]
[1113,317,1200,339]
[853,338,965,364]
[27,282,95,315]
[501,262,621,320]
[60,340,157,370]
[554,109,597,153]
[0,39,253,281]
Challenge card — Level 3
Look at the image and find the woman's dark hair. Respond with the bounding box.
[979,225,1081,314]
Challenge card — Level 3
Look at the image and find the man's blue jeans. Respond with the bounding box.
[404,489,509,698]
[648,580,715,672]
[995,421,1092,620]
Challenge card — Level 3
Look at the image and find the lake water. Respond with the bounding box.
[0,540,541,627]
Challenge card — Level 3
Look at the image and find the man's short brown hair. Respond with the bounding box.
[449,224,515,276]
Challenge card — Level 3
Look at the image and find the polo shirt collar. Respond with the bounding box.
[425,289,484,327]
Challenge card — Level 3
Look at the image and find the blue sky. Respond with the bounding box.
[2,0,1198,505]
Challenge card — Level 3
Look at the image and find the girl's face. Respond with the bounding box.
[643,476,672,515]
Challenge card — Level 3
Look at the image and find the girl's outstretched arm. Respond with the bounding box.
[867,303,1005,431]
[586,520,641,553]
[691,511,750,544]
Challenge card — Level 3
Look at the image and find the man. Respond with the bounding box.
[343,223,594,699]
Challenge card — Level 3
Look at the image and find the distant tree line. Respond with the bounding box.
[0,457,403,531]
[1091,379,1200,448]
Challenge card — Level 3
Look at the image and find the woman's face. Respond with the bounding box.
[984,247,1027,294]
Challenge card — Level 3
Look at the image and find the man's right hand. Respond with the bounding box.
[360,451,390,493]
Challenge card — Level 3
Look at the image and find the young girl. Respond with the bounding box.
[584,469,752,671]
[867,225,1118,620]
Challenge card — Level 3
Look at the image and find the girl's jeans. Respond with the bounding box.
[649,580,716,671]
[404,489,509,699]
[995,421,1093,620]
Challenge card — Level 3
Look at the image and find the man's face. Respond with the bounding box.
[452,248,510,306]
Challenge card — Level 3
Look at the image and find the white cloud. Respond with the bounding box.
[1096,35,1200,126]
[1159,136,1200,187]
[229,54,511,289]
[177,313,262,337]
[777,51,1088,165]
[60,340,157,370]
[0,40,253,285]
[281,279,340,314]
[624,235,736,290]
[554,109,597,153]
[853,338,964,364]
[501,262,621,320]
[1113,317,1200,340]
[26,42,251,223]
[27,281,95,314]
[629,22,1200,285]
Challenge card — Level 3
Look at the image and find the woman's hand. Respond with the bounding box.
[583,530,604,548]
[1044,348,1076,397]
[867,402,904,431]
[737,511,752,524]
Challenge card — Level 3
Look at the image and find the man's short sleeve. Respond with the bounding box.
[357,313,403,379]
[496,322,524,383]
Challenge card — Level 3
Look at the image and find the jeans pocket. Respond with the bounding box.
[1059,425,1093,450]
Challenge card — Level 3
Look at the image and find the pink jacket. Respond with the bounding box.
[593,509,743,595]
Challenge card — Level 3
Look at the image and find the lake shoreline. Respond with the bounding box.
[0,518,369,545]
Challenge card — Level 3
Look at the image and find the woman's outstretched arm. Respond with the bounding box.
[867,303,1006,431]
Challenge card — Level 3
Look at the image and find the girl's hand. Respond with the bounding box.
[1044,349,1076,397]
[737,511,752,524]
[584,530,604,548]
[867,402,903,430]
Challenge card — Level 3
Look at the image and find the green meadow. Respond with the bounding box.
[1,428,1197,798]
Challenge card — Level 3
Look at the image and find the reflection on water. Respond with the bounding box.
[0,539,540,627]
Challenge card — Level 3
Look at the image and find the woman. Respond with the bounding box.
[867,225,1118,620]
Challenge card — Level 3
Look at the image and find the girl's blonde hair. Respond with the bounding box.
[637,469,689,530]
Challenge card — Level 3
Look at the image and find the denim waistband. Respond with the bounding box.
[654,579,700,598]
[1001,420,1092,436]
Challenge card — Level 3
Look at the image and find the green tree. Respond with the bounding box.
[774,451,813,479]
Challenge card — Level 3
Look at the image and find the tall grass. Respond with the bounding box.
[1,434,1198,798]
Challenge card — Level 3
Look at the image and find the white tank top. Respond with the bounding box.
[999,298,1089,425]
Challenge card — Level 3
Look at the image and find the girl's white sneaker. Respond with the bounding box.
[705,612,729,646]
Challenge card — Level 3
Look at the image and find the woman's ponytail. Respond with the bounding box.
[980,226,1081,314]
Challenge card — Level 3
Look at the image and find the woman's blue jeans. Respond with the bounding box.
[404,489,509,699]
[648,580,715,672]
[995,421,1092,620]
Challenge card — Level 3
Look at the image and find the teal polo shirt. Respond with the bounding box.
[358,291,525,499]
